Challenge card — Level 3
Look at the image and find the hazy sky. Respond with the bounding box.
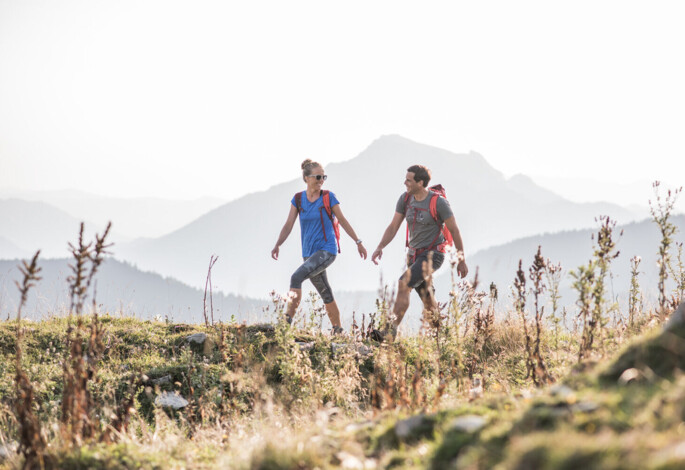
[1,0,683,206]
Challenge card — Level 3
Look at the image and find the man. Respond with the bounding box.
[371,165,468,339]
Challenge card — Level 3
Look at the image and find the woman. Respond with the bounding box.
[271,159,367,333]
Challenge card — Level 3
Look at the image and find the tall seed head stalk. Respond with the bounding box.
[591,215,621,352]
[571,260,596,361]
[544,259,563,348]
[649,181,682,315]
[629,255,642,327]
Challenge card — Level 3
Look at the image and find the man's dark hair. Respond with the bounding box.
[407,165,431,188]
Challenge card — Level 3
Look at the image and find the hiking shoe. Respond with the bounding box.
[369,328,385,343]
[369,325,397,343]
[331,326,344,336]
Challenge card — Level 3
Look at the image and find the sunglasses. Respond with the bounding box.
[307,174,327,181]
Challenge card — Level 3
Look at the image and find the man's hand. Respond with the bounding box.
[457,259,468,278]
[372,248,383,265]
[271,246,279,260]
[357,243,368,259]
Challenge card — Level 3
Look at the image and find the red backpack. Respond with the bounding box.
[294,190,341,253]
[404,184,454,256]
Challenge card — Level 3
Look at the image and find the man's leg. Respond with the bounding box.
[416,251,445,329]
[392,274,412,329]
[417,283,440,328]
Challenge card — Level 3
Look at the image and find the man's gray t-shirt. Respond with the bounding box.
[396,192,454,252]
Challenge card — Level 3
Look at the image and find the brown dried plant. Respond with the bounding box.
[528,246,553,385]
[13,251,48,469]
[649,181,682,316]
[513,260,536,383]
[61,222,112,447]
[544,259,563,348]
[203,254,219,327]
[628,255,643,328]
[572,260,595,362]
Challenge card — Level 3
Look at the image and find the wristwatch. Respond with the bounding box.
[355,239,363,245]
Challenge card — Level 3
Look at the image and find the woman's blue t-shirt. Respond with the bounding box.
[291,191,340,258]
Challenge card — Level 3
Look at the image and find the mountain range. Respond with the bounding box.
[0,257,267,323]
[114,135,646,298]
[0,189,225,240]
[3,134,673,326]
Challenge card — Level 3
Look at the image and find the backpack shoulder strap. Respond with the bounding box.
[321,190,332,217]
[429,192,440,222]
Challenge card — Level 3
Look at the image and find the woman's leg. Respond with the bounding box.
[288,251,336,324]
[285,288,302,322]
[309,270,341,328]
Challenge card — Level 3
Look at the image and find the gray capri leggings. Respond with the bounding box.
[290,250,336,304]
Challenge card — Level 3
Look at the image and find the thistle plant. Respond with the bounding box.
[667,242,685,306]
[513,260,536,384]
[544,259,563,348]
[628,256,643,327]
[571,260,596,362]
[528,246,552,385]
[590,216,621,352]
[649,181,682,315]
[62,222,112,446]
[13,251,47,468]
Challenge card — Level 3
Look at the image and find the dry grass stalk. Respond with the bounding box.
[13,251,48,469]
[528,246,553,385]
[101,372,144,444]
[591,216,621,350]
[514,260,536,383]
[628,256,643,328]
[61,222,112,447]
[649,181,682,316]
[572,260,596,362]
[203,255,219,327]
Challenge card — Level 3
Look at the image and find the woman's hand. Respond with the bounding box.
[271,246,280,260]
[357,242,367,259]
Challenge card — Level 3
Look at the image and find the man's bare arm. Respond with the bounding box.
[372,212,405,265]
[444,215,468,277]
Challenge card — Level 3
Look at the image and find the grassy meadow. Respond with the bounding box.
[1,184,685,469]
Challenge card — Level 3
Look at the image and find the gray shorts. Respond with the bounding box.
[290,250,336,304]
[400,250,445,300]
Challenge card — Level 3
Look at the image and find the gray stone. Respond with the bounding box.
[296,341,314,351]
[186,333,208,344]
[450,415,487,433]
[664,302,685,332]
[331,342,349,354]
[550,384,574,399]
[185,333,215,355]
[618,367,643,385]
[0,442,18,461]
[345,420,374,433]
[572,401,600,413]
[155,391,189,409]
[395,415,427,439]
[331,343,374,357]
[151,375,172,385]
